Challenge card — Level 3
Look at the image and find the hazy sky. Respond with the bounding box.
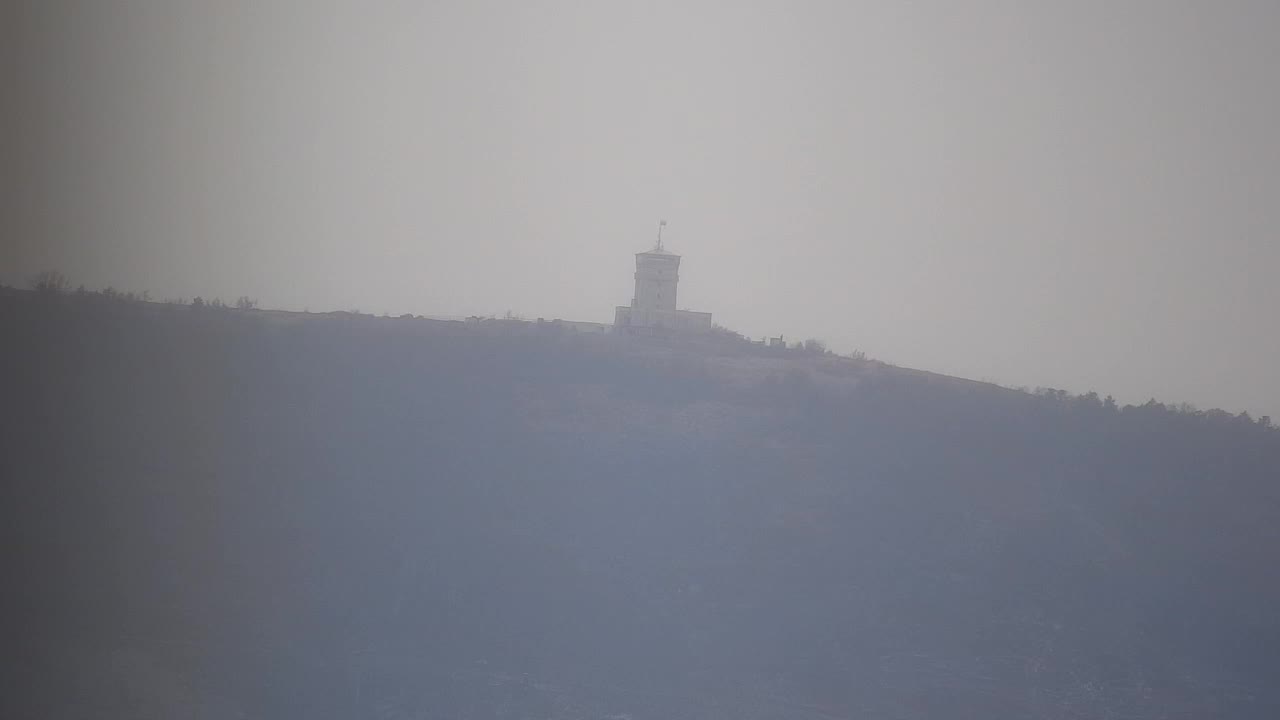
[6,1,1280,417]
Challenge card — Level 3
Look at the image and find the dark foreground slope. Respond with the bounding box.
[4,292,1280,719]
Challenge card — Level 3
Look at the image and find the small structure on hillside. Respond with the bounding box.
[537,317,612,334]
[614,221,713,334]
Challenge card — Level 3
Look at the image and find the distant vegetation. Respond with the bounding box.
[19,270,257,312]
[4,278,1279,718]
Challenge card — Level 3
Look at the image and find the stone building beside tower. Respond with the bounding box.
[614,223,713,333]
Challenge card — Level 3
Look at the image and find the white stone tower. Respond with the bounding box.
[631,220,680,312]
[614,221,713,333]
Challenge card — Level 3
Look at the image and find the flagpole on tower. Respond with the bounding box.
[657,219,667,251]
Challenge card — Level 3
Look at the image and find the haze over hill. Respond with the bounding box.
[7,1,1280,418]
[7,2,1280,716]
[5,288,1279,719]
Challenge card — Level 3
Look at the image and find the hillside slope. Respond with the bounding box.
[4,292,1279,719]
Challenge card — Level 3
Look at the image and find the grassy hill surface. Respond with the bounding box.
[4,290,1279,719]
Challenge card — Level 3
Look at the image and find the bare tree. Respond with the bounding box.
[802,338,827,354]
[30,270,70,294]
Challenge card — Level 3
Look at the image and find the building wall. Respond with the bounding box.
[551,319,612,334]
[673,309,713,332]
[615,307,713,333]
[633,252,680,312]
